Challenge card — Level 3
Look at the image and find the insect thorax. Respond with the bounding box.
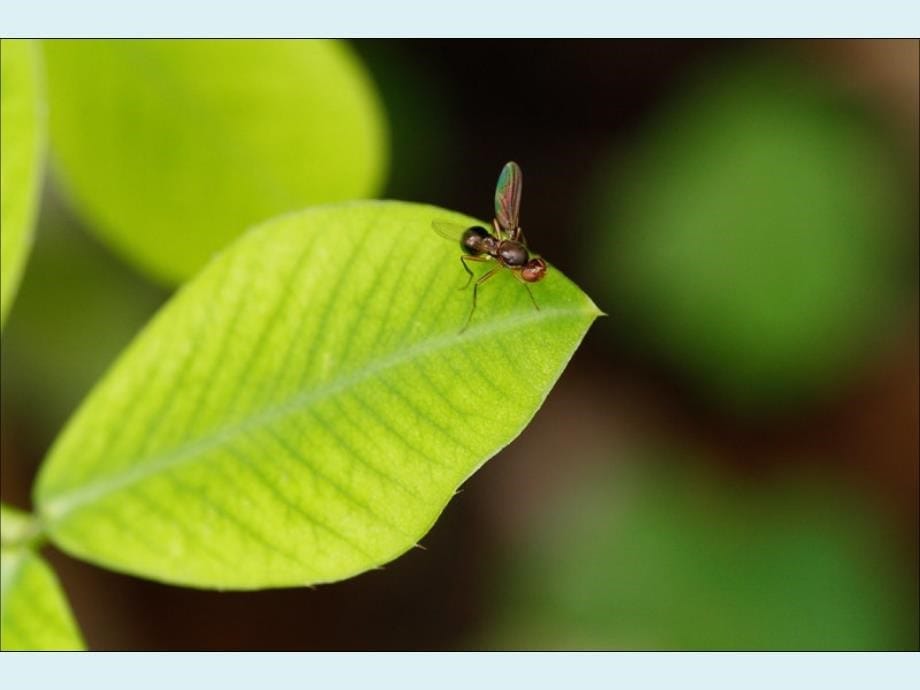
[498,240,528,267]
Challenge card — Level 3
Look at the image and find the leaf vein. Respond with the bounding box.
[41,308,587,522]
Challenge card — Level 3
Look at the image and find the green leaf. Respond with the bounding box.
[0,503,41,548]
[43,40,388,285]
[0,39,46,329]
[588,58,906,412]
[1,547,85,650]
[487,461,911,650]
[1,203,166,442]
[35,201,600,589]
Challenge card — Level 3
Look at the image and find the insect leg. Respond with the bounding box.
[510,270,541,312]
[523,283,540,311]
[459,254,489,290]
[460,266,501,333]
[492,217,508,241]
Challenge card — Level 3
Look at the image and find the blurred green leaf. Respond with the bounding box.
[0,503,39,548]
[0,39,45,329]
[590,59,906,411]
[35,201,600,589]
[1,546,84,650]
[43,39,388,285]
[0,203,165,441]
[488,460,909,650]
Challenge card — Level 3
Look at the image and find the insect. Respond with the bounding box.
[433,161,548,332]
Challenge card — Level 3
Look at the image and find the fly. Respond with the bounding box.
[432,161,547,332]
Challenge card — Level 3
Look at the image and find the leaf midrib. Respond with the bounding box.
[40,305,595,524]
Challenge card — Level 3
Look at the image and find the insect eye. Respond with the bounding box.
[521,258,547,282]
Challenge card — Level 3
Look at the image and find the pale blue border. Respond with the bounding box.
[1,652,919,689]
[0,1,918,37]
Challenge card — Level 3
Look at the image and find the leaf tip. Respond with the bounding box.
[586,296,606,319]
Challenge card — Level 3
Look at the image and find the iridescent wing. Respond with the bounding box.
[494,161,522,235]
[432,220,468,243]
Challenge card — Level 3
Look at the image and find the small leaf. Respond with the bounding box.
[0,39,46,328]
[1,547,85,650]
[35,201,600,589]
[0,503,41,548]
[43,40,388,285]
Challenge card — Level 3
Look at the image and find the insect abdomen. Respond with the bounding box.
[461,226,491,255]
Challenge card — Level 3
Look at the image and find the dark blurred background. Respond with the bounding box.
[1,39,918,649]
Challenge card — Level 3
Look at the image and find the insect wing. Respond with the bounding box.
[494,161,522,234]
[432,220,468,242]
